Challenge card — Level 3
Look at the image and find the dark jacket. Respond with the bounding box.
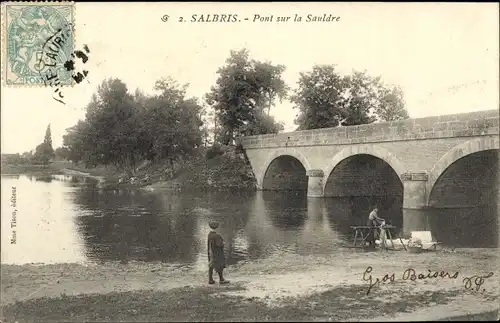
[207,231,226,272]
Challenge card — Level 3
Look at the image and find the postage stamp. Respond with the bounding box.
[2,1,75,86]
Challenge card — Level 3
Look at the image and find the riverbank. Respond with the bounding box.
[1,161,115,178]
[2,248,498,322]
[0,163,67,176]
[1,146,258,192]
[143,149,256,192]
[95,146,257,191]
[59,167,107,183]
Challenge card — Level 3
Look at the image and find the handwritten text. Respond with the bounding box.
[362,266,493,295]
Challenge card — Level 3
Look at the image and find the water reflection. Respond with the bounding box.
[263,191,308,230]
[74,188,199,264]
[428,205,498,248]
[297,198,337,255]
[1,175,497,266]
[0,175,85,264]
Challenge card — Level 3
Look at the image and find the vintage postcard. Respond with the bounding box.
[1,2,498,322]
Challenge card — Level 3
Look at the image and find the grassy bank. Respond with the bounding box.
[173,149,256,191]
[0,162,67,176]
[0,160,111,176]
[438,310,499,321]
[1,249,498,322]
[2,149,255,191]
[119,146,257,191]
[1,161,121,185]
[1,148,254,192]
[0,283,462,322]
[2,251,498,322]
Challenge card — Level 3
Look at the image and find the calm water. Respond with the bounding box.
[1,175,497,266]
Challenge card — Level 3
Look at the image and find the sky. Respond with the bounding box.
[1,2,499,154]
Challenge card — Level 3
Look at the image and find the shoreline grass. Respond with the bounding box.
[1,283,465,322]
[437,310,499,321]
[2,152,258,192]
[0,163,66,176]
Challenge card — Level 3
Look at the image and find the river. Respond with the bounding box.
[1,174,497,267]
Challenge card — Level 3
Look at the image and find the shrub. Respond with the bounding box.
[205,145,224,160]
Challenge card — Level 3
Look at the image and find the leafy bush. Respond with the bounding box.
[205,145,224,160]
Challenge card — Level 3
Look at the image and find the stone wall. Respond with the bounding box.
[241,110,498,149]
[243,109,499,205]
[245,137,484,188]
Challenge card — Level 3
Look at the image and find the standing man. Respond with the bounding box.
[367,206,385,247]
[207,221,229,285]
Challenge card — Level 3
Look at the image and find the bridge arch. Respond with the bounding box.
[322,145,406,229]
[258,148,311,191]
[322,145,407,193]
[426,136,499,205]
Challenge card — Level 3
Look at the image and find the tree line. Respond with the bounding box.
[50,49,410,174]
[2,124,56,166]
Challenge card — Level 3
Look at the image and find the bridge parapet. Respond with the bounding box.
[241,109,499,149]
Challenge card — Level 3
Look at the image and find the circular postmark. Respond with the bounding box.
[6,5,74,85]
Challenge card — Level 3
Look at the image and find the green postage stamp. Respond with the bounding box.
[2,1,75,86]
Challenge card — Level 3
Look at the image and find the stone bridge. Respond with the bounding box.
[241,109,499,235]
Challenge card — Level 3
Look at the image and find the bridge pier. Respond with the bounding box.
[402,172,430,236]
[306,169,324,197]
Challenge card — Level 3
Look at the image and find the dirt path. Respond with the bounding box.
[2,249,498,321]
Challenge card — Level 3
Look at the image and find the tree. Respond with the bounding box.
[21,151,34,164]
[61,77,204,175]
[81,78,147,175]
[142,77,203,168]
[375,85,409,121]
[62,120,95,166]
[32,124,55,165]
[54,147,71,161]
[205,49,288,145]
[291,65,409,130]
[1,153,22,165]
[341,71,378,126]
[291,65,347,130]
[44,124,55,157]
[199,105,213,148]
[241,111,284,136]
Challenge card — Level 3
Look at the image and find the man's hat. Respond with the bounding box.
[209,221,219,229]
